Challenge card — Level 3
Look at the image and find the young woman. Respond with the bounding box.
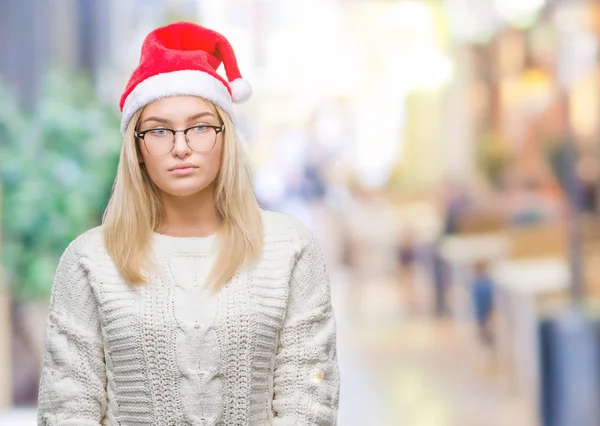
[37,22,339,425]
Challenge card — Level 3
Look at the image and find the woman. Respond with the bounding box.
[37,22,340,425]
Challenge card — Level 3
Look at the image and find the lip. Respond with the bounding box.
[169,162,198,176]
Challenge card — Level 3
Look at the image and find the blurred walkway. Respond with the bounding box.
[333,266,533,426]
[0,406,36,425]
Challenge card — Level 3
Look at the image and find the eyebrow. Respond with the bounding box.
[141,112,218,125]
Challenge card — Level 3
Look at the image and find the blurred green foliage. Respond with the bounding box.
[0,71,121,300]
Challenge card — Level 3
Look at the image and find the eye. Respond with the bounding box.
[190,125,209,133]
[148,129,170,137]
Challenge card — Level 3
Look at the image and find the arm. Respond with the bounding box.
[37,241,107,425]
[272,218,340,425]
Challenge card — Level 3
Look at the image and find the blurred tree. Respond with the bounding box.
[0,71,121,301]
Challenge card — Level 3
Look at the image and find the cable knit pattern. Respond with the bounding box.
[37,210,339,425]
[272,215,340,425]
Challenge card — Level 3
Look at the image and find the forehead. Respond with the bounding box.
[141,96,218,121]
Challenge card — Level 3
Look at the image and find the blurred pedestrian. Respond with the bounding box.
[471,261,495,345]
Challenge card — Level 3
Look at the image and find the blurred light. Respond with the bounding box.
[391,47,454,92]
[354,90,404,188]
[553,2,587,34]
[521,68,553,115]
[557,35,598,90]
[313,104,347,150]
[444,0,503,43]
[385,1,433,30]
[551,2,598,90]
[382,2,454,91]
[494,0,546,27]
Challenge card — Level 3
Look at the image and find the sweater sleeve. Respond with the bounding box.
[272,218,340,426]
[37,240,107,425]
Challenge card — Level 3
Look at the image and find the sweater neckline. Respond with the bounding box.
[152,231,217,255]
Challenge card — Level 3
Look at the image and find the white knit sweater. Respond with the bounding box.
[37,210,340,425]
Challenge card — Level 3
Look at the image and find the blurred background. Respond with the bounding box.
[1,0,600,425]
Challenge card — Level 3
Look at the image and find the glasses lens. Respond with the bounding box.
[144,129,174,155]
[186,126,217,152]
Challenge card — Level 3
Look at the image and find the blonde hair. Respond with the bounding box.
[102,105,263,291]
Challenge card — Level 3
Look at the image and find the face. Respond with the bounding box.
[137,96,224,198]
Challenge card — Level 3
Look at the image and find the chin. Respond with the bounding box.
[169,187,208,197]
[160,181,211,197]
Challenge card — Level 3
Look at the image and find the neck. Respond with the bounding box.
[156,185,221,237]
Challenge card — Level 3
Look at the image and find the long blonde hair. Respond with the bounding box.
[102,105,263,290]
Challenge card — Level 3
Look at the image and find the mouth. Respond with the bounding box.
[170,162,198,170]
[169,163,198,175]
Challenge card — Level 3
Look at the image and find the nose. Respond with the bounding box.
[171,131,191,158]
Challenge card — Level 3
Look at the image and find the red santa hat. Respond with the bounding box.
[119,21,252,135]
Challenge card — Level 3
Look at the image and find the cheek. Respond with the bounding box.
[206,146,223,176]
[196,144,223,182]
[141,156,166,183]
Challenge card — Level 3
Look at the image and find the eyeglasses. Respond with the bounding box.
[135,124,225,156]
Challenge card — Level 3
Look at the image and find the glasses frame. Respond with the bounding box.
[135,124,225,155]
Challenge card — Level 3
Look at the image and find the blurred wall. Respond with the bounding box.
[0,0,113,109]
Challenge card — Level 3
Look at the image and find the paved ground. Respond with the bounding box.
[340,268,533,425]
[0,407,36,425]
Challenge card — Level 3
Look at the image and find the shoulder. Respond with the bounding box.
[52,225,108,288]
[50,226,105,299]
[59,225,105,262]
[259,209,320,254]
[48,227,112,322]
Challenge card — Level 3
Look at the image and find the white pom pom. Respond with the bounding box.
[230,78,252,103]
